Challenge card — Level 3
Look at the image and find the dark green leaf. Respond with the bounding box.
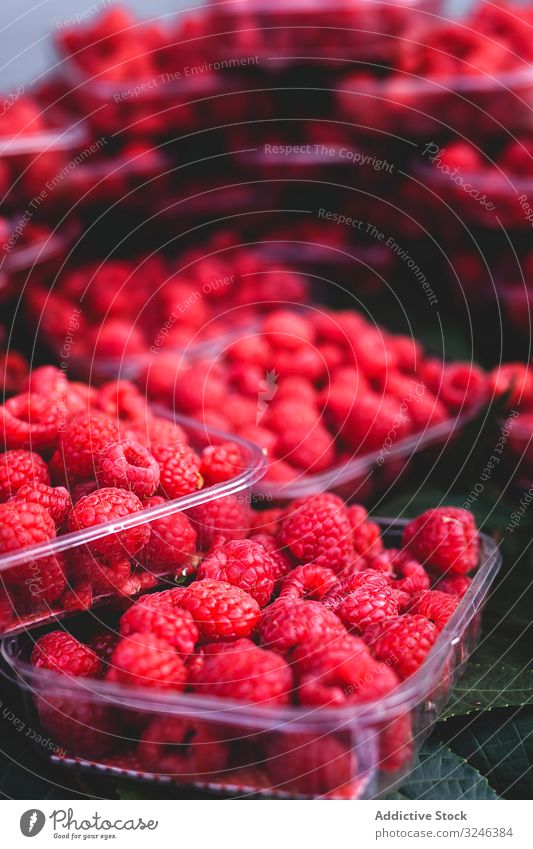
[393,742,499,800]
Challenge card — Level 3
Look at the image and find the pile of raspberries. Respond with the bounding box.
[146,307,488,485]
[0,366,253,630]
[30,495,479,797]
[27,244,307,364]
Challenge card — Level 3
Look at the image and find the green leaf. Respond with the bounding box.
[443,647,533,720]
[393,742,499,800]
[442,709,533,799]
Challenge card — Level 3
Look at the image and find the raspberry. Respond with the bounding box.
[59,412,118,484]
[98,439,160,497]
[298,651,398,706]
[60,581,93,612]
[0,501,56,555]
[260,599,344,654]
[190,642,292,705]
[0,449,50,502]
[97,380,148,425]
[138,718,229,778]
[248,533,294,586]
[187,494,251,549]
[489,363,533,410]
[0,393,59,452]
[439,363,487,412]
[71,480,98,503]
[11,482,71,524]
[323,572,398,634]
[277,423,335,473]
[140,511,197,574]
[200,442,246,485]
[197,539,275,607]
[347,505,383,558]
[37,694,118,759]
[263,309,315,351]
[178,579,261,642]
[291,631,367,675]
[436,574,472,598]
[142,416,188,453]
[249,508,286,536]
[237,424,278,456]
[31,631,102,677]
[120,600,198,657]
[278,493,354,572]
[264,733,355,796]
[76,550,132,595]
[368,549,431,596]
[68,487,149,559]
[89,631,118,666]
[152,442,202,500]
[279,563,337,602]
[345,392,411,453]
[403,507,479,575]
[15,553,68,606]
[106,633,187,690]
[364,615,438,679]
[411,590,460,631]
[0,587,14,630]
[379,713,413,773]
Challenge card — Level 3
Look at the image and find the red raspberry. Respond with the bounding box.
[31,631,102,677]
[191,642,292,705]
[120,600,198,657]
[345,392,411,453]
[298,652,398,706]
[237,424,278,456]
[89,631,118,666]
[411,590,460,631]
[265,401,319,436]
[279,493,354,572]
[69,487,149,559]
[249,508,286,536]
[0,587,14,631]
[436,574,472,598]
[197,539,275,607]
[0,392,59,452]
[70,480,98,503]
[291,631,367,675]
[364,615,438,679]
[106,633,187,690]
[279,563,337,602]
[260,599,344,654]
[14,553,67,606]
[403,507,479,575]
[37,694,118,759]
[178,578,261,642]
[0,500,56,555]
[249,533,294,586]
[264,733,355,796]
[439,363,487,412]
[138,718,229,778]
[263,309,315,351]
[59,412,118,484]
[142,416,188,453]
[379,713,413,773]
[323,572,398,634]
[59,581,93,612]
[11,482,71,524]
[152,442,202,500]
[187,494,251,549]
[200,441,246,485]
[347,505,383,558]
[0,449,50,502]
[368,549,431,596]
[75,550,132,595]
[140,511,197,574]
[97,380,148,425]
[277,423,335,474]
[98,439,160,497]
[489,363,533,410]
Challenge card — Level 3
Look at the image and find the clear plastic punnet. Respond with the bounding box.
[0,412,266,637]
[1,521,501,799]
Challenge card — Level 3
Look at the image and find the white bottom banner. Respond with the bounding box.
[2,800,531,848]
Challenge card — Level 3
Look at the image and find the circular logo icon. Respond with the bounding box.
[20,810,46,837]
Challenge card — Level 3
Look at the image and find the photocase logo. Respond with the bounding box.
[20,810,46,837]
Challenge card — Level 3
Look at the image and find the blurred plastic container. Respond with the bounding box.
[336,68,533,138]
[207,0,438,68]
[1,521,500,799]
[0,220,78,305]
[0,413,265,637]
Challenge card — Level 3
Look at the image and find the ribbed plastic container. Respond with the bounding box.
[0,412,265,637]
[1,522,500,799]
[336,68,533,138]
